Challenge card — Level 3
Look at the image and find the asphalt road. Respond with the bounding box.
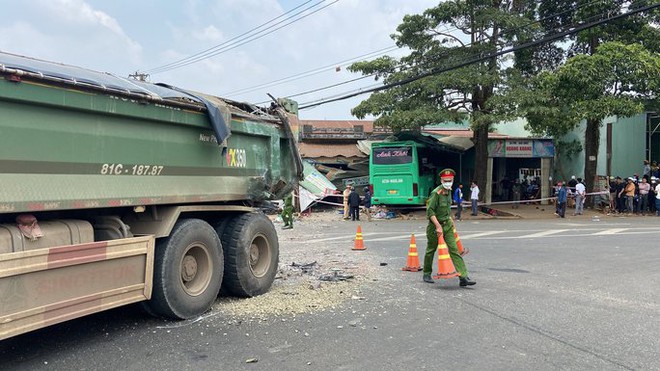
[1,217,659,371]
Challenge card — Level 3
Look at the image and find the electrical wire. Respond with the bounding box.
[254,0,611,106]
[297,1,658,110]
[145,0,319,74]
[222,45,398,97]
[146,0,338,74]
[227,26,463,99]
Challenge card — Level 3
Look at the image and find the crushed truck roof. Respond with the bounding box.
[0,51,279,144]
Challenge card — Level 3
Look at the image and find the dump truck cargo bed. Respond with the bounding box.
[0,51,300,215]
[0,51,301,340]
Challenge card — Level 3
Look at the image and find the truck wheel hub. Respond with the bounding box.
[182,255,198,282]
[249,244,260,265]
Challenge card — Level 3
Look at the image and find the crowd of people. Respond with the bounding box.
[607,174,660,216]
[555,160,660,217]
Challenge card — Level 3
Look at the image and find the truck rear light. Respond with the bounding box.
[413,183,419,197]
[369,184,373,194]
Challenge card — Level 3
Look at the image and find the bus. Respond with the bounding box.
[369,141,437,206]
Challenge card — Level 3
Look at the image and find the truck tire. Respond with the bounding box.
[221,212,279,297]
[145,218,223,319]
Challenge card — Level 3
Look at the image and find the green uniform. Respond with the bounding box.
[281,194,294,228]
[424,186,468,277]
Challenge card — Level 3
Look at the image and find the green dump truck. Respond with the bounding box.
[0,51,303,340]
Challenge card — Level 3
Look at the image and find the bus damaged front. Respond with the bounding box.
[370,143,434,206]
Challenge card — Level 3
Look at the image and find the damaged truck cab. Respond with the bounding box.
[0,51,302,340]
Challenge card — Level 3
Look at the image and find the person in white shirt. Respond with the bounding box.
[574,178,586,215]
[637,178,650,215]
[470,181,479,216]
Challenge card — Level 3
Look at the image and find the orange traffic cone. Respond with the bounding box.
[453,227,469,256]
[352,225,366,250]
[402,234,422,272]
[433,234,459,279]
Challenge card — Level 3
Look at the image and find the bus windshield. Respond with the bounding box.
[372,146,413,165]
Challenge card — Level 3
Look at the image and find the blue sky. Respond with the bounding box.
[0,0,438,119]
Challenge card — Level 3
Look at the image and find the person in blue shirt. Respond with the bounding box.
[453,183,463,221]
[555,181,568,218]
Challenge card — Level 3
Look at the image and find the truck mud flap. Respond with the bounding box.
[0,236,154,340]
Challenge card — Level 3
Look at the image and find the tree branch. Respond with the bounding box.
[428,30,466,47]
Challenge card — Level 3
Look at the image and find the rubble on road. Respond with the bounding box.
[213,211,381,320]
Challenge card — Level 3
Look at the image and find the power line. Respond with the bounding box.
[222,45,398,97]
[228,27,464,99]
[146,0,338,74]
[265,0,609,106]
[145,0,319,74]
[253,74,378,105]
[298,0,654,110]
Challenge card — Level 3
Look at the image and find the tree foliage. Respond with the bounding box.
[524,41,659,135]
[347,0,659,197]
[349,0,537,191]
[517,0,659,193]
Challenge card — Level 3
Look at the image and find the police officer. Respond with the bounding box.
[423,169,476,287]
[281,191,294,229]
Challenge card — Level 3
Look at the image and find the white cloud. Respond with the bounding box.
[0,0,440,118]
[0,0,143,73]
[193,25,225,42]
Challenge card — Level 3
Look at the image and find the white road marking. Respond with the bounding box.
[305,232,379,243]
[517,229,569,238]
[459,231,508,239]
[592,228,629,235]
[368,235,415,242]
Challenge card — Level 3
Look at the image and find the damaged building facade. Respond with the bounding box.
[297,119,556,207]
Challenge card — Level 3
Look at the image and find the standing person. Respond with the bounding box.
[650,177,658,214]
[470,181,479,216]
[623,177,635,214]
[609,176,617,211]
[511,179,521,209]
[453,183,463,221]
[655,179,660,216]
[280,191,294,229]
[556,181,568,218]
[637,178,650,215]
[348,186,361,221]
[362,186,372,221]
[574,178,586,215]
[423,169,475,287]
[614,177,625,213]
[342,185,351,220]
[643,160,651,179]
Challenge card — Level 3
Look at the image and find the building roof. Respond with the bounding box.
[300,120,376,131]
[423,129,509,138]
[298,142,366,158]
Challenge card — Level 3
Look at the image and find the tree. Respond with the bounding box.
[348,0,536,195]
[524,41,659,178]
[519,0,660,196]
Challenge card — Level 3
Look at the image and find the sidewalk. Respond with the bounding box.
[300,201,642,222]
[466,202,607,220]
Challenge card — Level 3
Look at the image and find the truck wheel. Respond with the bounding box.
[145,218,223,319]
[221,212,279,297]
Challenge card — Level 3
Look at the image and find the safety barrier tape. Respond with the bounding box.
[300,190,611,210]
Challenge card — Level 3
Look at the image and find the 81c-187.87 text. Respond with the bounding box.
[100,164,164,175]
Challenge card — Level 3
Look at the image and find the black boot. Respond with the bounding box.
[423,275,434,283]
[459,277,476,286]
